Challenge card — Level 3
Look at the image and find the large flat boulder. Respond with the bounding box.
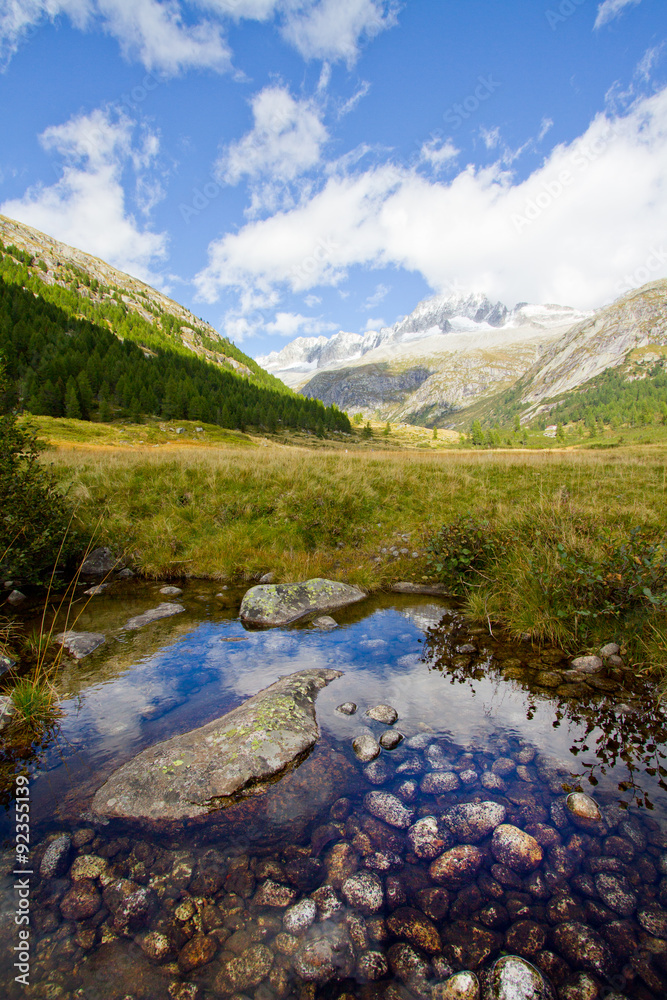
[92,668,342,825]
[240,578,366,628]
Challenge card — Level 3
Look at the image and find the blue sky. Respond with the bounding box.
[0,0,666,359]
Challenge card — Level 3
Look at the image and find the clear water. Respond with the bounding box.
[2,585,667,998]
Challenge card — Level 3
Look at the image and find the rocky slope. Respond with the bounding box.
[513,279,667,419]
[0,213,268,383]
[259,292,591,423]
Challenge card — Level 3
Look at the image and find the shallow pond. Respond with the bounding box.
[2,583,667,999]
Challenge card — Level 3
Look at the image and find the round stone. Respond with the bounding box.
[387,907,441,954]
[283,898,317,935]
[432,971,480,1000]
[253,879,297,907]
[357,949,389,980]
[442,802,507,844]
[138,930,171,961]
[364,790,414,828]
[177,934,217,973]
[366,704,398,725]
[407,816,450,859]
[341,872,384,913]
[364,758,393,785]
[353,732,380,762]
[599,643,620,657]
[492,758,516,776]
[60,880,102,921]
[420,771,460,795]
[39,834,72,878]
[160,586,183,596]
[492,825,543,874]
[380,730,404,750]
[429,845,484,888]
[570,655,603,673]
[550,922,613,977]
[637,903,667,938]
[594,874,637,917]
[337,702,357,715]
[397,779,419,802]
[69,854,109,881]
[214,943,274,993]
[566,792,603,830]
[486,954,556,999]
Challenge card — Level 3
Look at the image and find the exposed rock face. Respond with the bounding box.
[240,578,366,628]
[92,668,342,824]
[56,631,105,659]
[302,363,432,411]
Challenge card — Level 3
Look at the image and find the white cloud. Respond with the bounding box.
[0,0,231,73]
[636,43,665,84]
[538,117,554,142]
[265,310,337,336]
[304,293,321,306]
[363,282,389,309]
[364,316,385,331]
[594,0,642,30]
[479,126,500,151]
[195,87,667,311]
[1,108,167,282]
[280,0,398,63]
[219,85,328,185]
[420,136,459,171]
[1,0,397,71]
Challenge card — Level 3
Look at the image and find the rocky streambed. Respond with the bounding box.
[2,583,667,1000]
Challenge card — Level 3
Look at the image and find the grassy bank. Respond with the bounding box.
[37,427,667,665]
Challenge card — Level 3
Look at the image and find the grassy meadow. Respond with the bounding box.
[30,414,667,670]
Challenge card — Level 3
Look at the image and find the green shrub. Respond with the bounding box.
[426,514,498,592]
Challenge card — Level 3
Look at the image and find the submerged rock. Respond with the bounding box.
[341,872,384,913]
[443,802,507,843]
[484,955,555,999]
[240,578,366,627]
[312,615,337,628]
[566,792,603,830]
[336,702,357,715]
[492,825,543,874]
[364,790,414,828]
[39,834,72,878]
[123,602,184,629]
[570,655,603,674]
[366,704,399,724]
[353,732,381,762]
[387,906,441,953]
[380,730,404,750]
[56,630,105,659]
[92,668,342,823]
[160,585,183,596]
[390,582,449,596]
[435,972,479,1000]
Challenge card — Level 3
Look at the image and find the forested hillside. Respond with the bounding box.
[0,244,350,435]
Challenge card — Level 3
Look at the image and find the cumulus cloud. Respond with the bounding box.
[1,0,397,71]
[265,311,337,335]
[594,0,642,30]
[218,85,328,185]
[364,316,385,331]
[363,282,389,309]
[1,108,167,282]
[420,136,459,171]
[195,87,667,311]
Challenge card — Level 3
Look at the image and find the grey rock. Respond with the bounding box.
[425,743,451,769]
[160,586,183,596]
[39,834,72,878]
[283,899,317,935]
[421,771,460,795]
[294,923,354,982]
[92,668,341,823]
[397,780,419,802]
[380,730,404,750]
[550,921,613,977]
[312,615,337,628]
[390,582,449,596]
[363,850,403,872]
[84,583,109,596]
[607,654,624,667]
[366,703,398,725]
[363,758,393,785]
[637,903,667,938]
[116,567,134,579]
[240,578,366,627]
[442,802,507,844]
[599,642,620,657]
[594,874,637,917]
[460,768,479,786]
[6,589,26,606]
[571,655,603,673]
[566,792,603,830]
[491,825,544,874]
[259,572,275,584]
[484,954,555,999]
[341,872,384,913]
[404,733,433,750]
[254,879,297,907]
[123,602,184,629]
[336,702,357,715]
[80,546,120,576]
[407,816,450,859]
[56,630,105,659]
[435,971,480,999]
[429,845,484,888]
[364,790,414,828]
[353,732,380,762]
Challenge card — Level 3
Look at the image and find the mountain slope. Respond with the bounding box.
[0,213,282,391]
[0,219,350,435]
[259,291,591,423]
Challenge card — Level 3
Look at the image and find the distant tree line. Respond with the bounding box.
[0,260,351,436]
